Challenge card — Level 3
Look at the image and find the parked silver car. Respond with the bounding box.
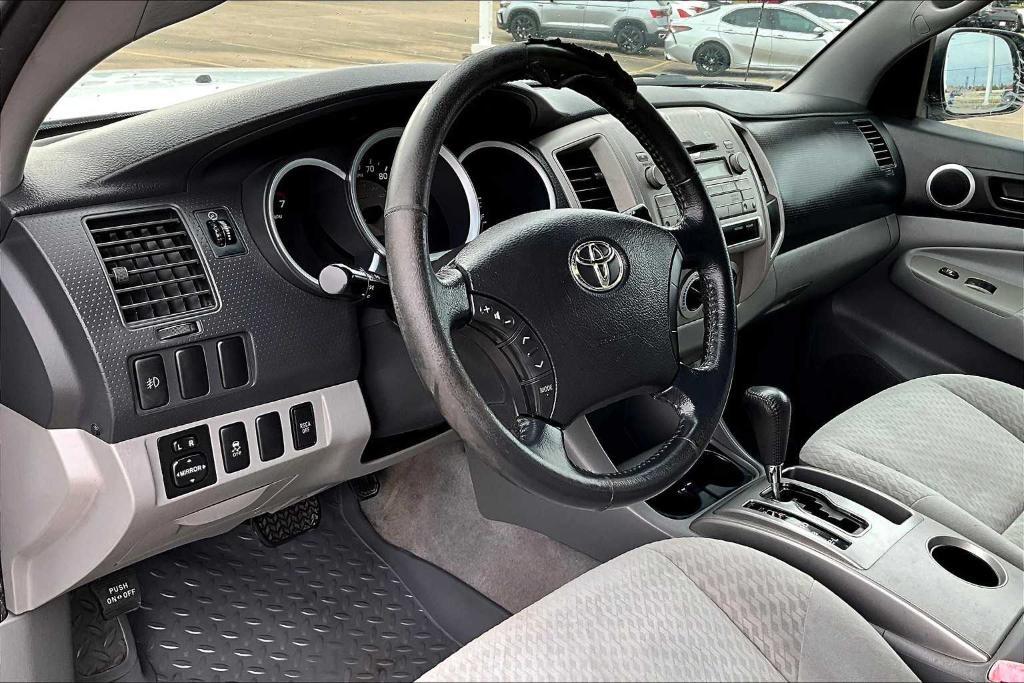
[497,0,671,54]
[664,3,837,76]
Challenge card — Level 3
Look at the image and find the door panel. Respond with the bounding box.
[892,246,1024,360]
[793,118,1023,436]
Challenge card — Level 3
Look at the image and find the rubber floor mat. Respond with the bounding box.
[129,492,459,682]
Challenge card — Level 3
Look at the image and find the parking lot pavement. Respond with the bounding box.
[98,0,1018,140]
[99,1,778,83]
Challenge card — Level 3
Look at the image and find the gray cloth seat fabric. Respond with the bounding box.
[801,374,1024,569]
[420,538,916,682]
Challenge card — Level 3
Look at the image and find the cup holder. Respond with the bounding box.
[928,536,1006,588]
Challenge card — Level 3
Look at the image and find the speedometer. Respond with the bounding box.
[349,128,480,257]
[354,152,392,239]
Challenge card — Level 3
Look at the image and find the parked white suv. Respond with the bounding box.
[497,0,671,54]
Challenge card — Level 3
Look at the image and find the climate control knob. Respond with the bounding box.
[728,153,749,174]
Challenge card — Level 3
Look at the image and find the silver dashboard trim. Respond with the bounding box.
[0,382,381,615]
[265,157,348,287]
[349,127,481,259]
[458,140,557,213]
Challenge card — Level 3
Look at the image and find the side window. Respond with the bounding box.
[833,6,859,21]
[774,9,822,34]
[800,4,833,20]
[722,8,762,28]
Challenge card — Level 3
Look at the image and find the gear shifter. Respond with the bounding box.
[743,386,791,500]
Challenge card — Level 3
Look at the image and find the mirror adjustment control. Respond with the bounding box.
[939,266,960,280]
[157,426,215,499]
[171,453,209,488]
[133,355,168,410]
[172,434,198,453]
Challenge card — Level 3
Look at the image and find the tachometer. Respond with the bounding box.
[349,128,480,256]
[266,158,375,289]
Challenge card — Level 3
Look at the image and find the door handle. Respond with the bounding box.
[964,277,997,295]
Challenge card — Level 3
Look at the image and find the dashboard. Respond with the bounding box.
[0,65,904,613]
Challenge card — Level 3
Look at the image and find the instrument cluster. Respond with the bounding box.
[264,129,555,289]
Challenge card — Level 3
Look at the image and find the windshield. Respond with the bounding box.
[45,0,876,124]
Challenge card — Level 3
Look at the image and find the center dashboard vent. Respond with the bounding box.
[557,145,617,211]
[853,119,896,170]
[84,208,216,326]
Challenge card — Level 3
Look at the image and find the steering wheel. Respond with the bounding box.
[384,40,736,511]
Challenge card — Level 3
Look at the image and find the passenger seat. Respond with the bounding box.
[800,374,1024,569]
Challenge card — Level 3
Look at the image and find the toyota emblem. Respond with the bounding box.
[570,240,625,293]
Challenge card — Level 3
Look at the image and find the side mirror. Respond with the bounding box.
[928,29,1023,119]
[813,26,826,37]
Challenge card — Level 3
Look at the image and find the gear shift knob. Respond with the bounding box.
[743,386,792,500]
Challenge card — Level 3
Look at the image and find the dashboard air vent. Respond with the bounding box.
[557,145,617,211]
[853,119,896,170]
[85,208,215,325]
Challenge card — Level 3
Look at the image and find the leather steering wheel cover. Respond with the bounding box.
[385,41,736,510]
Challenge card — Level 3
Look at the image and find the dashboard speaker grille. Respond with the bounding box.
[557,146,617,211]
[85,208,215,325]
[853,120,896,170]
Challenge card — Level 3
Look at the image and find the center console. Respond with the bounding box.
[692,387,1022,682]
[696,467,1023,680]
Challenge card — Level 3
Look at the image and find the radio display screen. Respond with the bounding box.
[697,159,730,182]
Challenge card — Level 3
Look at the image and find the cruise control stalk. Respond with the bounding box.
[318,263,390,307]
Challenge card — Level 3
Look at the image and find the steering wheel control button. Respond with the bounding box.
[171,453,209,489]
[471,297,522,343]
[256,412,285,461]
[134,355,169,410]
[570,240,625,293]
[523,374,556,418]
[219,422,250,474]
[217,336,249,389]
[501,330,552,380]
[195,208,245,258]
[157,426,216,499]
[290,402,317,450]
[175,346,209,400]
